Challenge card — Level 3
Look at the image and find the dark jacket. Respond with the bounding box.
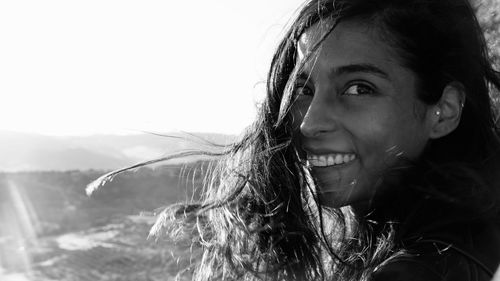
[372,221,500,281]
[367,168,500,281]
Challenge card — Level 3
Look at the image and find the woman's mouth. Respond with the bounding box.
[306,152,357,167]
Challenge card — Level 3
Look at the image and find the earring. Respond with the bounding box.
[435,110,441,116]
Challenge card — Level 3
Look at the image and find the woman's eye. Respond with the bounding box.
[294,85,313,96]
[343,84,375,96]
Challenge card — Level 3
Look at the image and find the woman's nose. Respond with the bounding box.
[299,98,338,138]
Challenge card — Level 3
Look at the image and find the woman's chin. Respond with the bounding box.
[317,189,355,208]
[318,190,373,210]
[311,164,359,193]
[313,174,372,208]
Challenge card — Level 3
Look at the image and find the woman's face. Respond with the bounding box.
[291,20,435,208]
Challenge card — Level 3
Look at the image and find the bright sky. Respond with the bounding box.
[0,0,305,136]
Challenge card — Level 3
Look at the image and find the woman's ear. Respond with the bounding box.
[429,82,465,139]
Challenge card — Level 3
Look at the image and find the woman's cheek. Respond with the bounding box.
[351,115,396,166]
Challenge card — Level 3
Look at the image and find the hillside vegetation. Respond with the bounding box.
[0,162,210,280]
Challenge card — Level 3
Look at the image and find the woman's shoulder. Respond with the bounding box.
[371,252,465,281]
[371,243,489,281]
[372,221,500,281]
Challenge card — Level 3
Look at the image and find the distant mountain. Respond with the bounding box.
[0,131,236,171]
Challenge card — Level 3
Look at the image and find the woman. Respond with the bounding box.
[89,0,500,280]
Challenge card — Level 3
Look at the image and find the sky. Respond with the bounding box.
[0,0,305,136]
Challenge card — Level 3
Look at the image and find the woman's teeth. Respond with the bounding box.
[307,153,356,167]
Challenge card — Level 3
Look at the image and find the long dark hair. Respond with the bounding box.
[89,0,500,280]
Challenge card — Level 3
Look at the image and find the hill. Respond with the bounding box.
[0,131,235,171]
[0,163,210,280]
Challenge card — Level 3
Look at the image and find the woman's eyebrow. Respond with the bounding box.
[332,63,390,79]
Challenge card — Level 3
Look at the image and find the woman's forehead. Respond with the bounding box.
[296,20,401,73]
[298,20,376,55]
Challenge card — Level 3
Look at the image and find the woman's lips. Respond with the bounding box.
[306,152,357,167]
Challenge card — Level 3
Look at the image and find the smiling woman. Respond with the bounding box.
[88,0,500,280]
[291,20,436,208]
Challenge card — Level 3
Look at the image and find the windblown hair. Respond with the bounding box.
[89,0,500,280]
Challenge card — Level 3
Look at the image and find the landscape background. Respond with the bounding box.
[0,131,233,281]
[1,1,499,280]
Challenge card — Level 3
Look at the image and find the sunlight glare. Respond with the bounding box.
[0,180,40,279]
